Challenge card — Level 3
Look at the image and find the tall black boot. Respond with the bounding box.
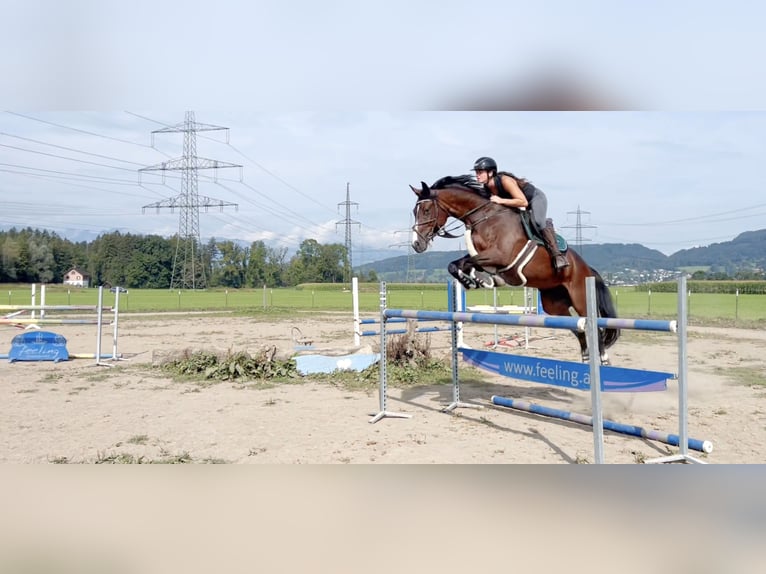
[542,219,569,271]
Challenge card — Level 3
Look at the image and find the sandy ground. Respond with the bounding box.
[1,309,765,464]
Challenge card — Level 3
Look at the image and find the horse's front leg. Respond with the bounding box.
[448,256,480,289]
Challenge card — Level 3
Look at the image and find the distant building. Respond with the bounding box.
[63,268,90,288]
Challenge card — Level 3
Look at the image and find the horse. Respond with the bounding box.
[409,175,620,364]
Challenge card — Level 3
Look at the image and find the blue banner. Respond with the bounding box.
[461,348,671,392]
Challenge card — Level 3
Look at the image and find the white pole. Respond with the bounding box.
[585,277,605,464]
[456,281,465,348]
[523,287,530,349]
[31,284,36,320]
[352,277,360,346]
[492,287,499,347]
[112,287,120,360]
[678,275,689,458]
[40,284,46,320]
[96,286,103,365]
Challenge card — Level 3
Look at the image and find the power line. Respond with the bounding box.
[0,130,150,166]
[127,110,347,243]
[0,142,142,172]
[602,202,766,226]
[5,111,156,149]
[127,111,339,215]
[226,142,337,215]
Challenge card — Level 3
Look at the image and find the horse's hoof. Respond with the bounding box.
[474,271,495,289]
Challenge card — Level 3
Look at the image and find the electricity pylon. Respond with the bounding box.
[561,205,597,254]
[140,111,241,290]
[391,227,414,283]
[336,182,360,284]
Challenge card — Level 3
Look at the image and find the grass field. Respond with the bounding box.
[2,282,764,326]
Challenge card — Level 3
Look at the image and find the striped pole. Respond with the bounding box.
[0,318,100,325]
[0,305,111,311]
[490,396,713,454]
[384,309,586,331]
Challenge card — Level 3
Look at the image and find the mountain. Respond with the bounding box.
[572,243,669,272]
[355,229,766,282]
[668,229,766,272]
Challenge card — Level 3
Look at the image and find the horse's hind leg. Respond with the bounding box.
[554,277,612,364]
[574,331,589,363]
[568,311,607,363]
[540,288,590,361]
[569,312,613,364]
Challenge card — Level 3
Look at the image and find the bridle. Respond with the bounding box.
[412,198,462,243]
[412,193,497,244]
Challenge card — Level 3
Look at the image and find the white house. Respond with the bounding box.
[63,268,90,288]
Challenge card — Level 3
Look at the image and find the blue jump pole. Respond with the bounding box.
[490,396,713,454]
[384,309,586,331]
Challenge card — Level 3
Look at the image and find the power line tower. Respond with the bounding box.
[336,182,360,284]
[391,215,415,282]
[140,111,241,290]
[561,205,597,254]
[389,240,414,282]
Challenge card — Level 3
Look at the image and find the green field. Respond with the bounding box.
[2,282,764,326]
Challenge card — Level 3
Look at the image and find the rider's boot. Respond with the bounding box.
[541,219,569,272]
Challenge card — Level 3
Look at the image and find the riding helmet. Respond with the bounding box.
[472,157,497,172]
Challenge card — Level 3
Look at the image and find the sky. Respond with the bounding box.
[1,111,765,265]
[2,1,766,265]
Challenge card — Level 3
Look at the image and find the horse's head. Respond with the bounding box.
[410,181,448,253]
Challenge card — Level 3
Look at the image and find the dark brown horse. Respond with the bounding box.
[410,175,620,363]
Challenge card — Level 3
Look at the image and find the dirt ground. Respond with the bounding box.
[1,309,765,464]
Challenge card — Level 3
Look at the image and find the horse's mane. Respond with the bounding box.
[431,174,489,198]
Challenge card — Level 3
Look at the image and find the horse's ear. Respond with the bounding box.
[420,181,431,197]
[409,184,419,196]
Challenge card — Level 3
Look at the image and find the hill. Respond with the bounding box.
[668,229,766,273]
[355,229,766,283]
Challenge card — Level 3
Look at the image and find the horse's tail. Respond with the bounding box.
[590,267,620,349]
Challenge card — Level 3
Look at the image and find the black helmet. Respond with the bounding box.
[472,156,497,172]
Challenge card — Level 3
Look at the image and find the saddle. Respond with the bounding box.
[519,209,568,252]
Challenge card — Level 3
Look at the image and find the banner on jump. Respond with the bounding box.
[460,348,671,392]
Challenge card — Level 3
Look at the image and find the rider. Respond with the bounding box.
[471,156,569,271]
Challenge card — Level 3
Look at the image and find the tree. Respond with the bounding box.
[210,240,247,288]
[264,245,288,287]
[124,235,174,288]
[0,236,20,282]
[316,243,347,283]
[286,239,322,285]
[28,237,55,283]
[246,240,269,287]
